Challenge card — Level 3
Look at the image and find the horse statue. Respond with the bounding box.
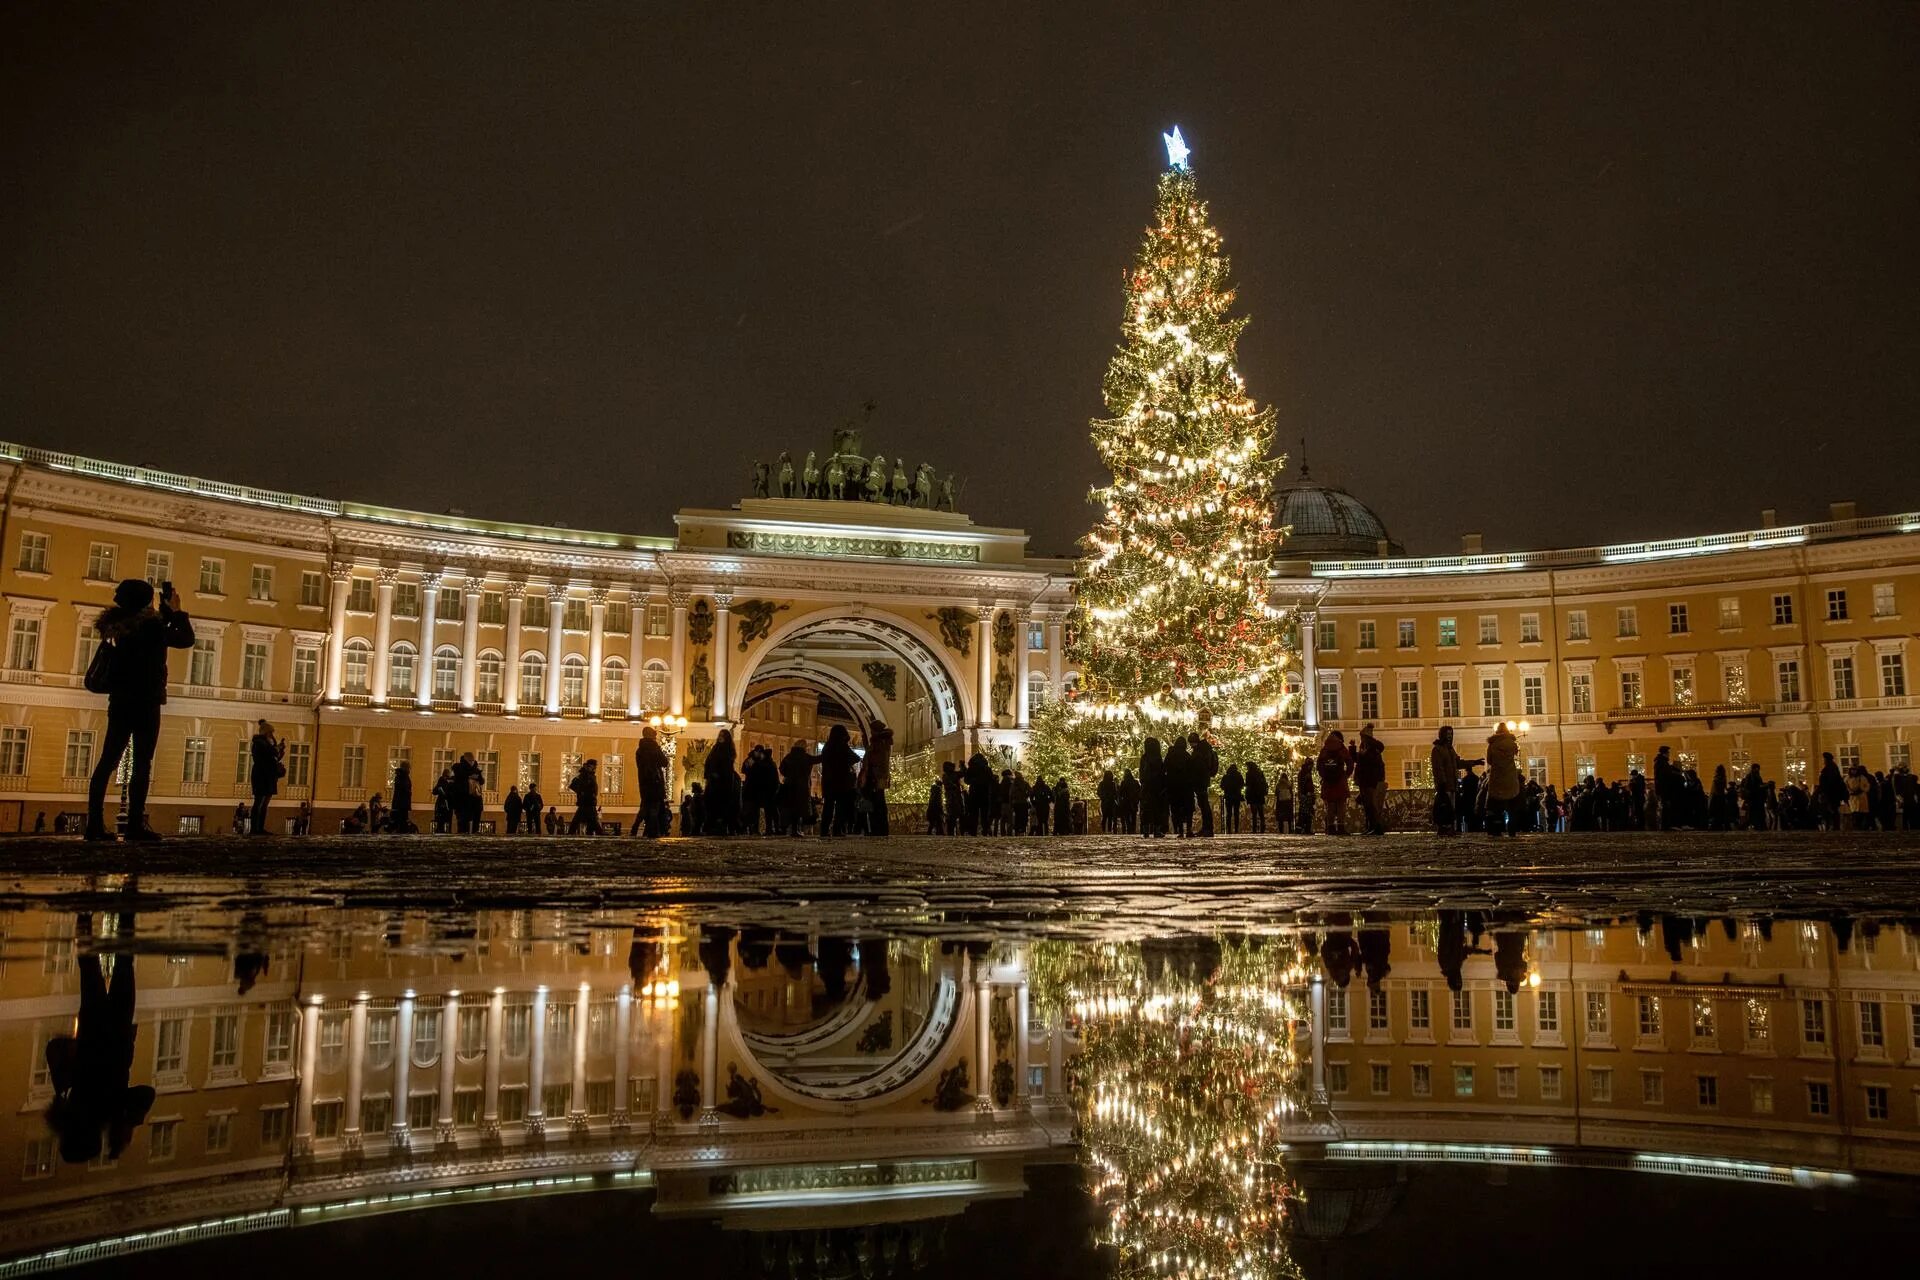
[865,454,888,501]
[801,450,820,499]
[913,462,934,508]
[776,450,795,498]
[890,461,911,505]
[825,455,846,500]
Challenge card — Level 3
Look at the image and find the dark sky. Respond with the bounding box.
[4,3,1916,557]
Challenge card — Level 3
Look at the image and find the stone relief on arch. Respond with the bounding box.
[687,599,713,646]
[733,599,789,651]
[928,607,976,656]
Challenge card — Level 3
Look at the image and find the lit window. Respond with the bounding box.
[143,549,172,587]
[1397,619,1415,647]
[1452,1065,1474,1097]
[1872,583,1896,617]
[16,531,48,574]
[1750,1080,1773,1115]
[1478,616,1498,645]
[86,542,117,580]
[198,558,224,595]
[1410,1064,1431,1097]
[1519,614,1540,643]
[1569,673,1593,714]
[1437,618,1457,648]
[1588,1067,1612,1102]
[1718,597,1741,629]
[8,617,42,671]
[1566,610,1589,641]
[1616,606,1637,638]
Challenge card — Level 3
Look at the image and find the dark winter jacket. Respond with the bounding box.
[95,605,194,706]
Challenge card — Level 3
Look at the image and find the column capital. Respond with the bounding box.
[668,589,691,610]
[502,579,528,601]
[329,560,355,582]
[375,567,401,587]
[588,585,611,607]
[462,575,486,598]
[420,568,446,591]
[712,588,734,610]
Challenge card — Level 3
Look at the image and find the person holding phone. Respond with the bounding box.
[248,718,286,836]
[85,578,194,841]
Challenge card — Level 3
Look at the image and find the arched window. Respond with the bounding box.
[603,657,627,708]
[642,660,669,712]
[561,655,587,708]
[343,639,372,695]
[386,642,416,698]
[432,646,460,700]
[1026,672,1051,710]
[519,652,546,707]
[476,650,504,703]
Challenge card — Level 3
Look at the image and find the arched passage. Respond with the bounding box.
[731,608,973,741]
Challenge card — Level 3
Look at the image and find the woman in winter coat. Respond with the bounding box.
[1483,724,1523,836]
[857,724,894,835]
[1315,731,1353,835]
[819,725,859,836]
[1138,737,1170,837]
[703,729,739,836]
[247,719,285,836]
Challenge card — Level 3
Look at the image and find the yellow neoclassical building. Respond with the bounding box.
[0,438,1916,831]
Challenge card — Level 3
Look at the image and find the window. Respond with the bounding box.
[1723,659,1749,702]
[1637,995,1662,1040]
[456,1088,484,1126]
[387,644,416,698]
[1880,652,1906,698]
[561,655,587,708]
[0,726,28,777]
[241,641,268,691]
[1398,680,1420,719]
[562,598,589,631]
[642,660,669,711]
[388,582,418,619]
[1668,603,1689,635]
[474,651,504,703]
[146,1118,179,1161]
[1806,1081,1831,1117]
[432,588,461,623]
[364,1012,394,1068]
[1439,678,1461,719]
[1715,597,1740,630]
[1438,618,1457,648]
[1696,1075,1718,1108]
[1326,1063,1349,1094]
[1397,619,1415,648]
[1315,619,1336,651]
[205,1111,234,1154]
[504,1004,532,1055]
[1536,991,1560,1036]
[1619,669,1643,709]
[1493,989,1515,1033]
[241,565,273,603]
[1893,743,1914,773]
[347,577,374,613]
[413,1009,442,1065]
[1325,987,1349,1036]
[143,549,172,586]
[1589,1068,1613,1103]
[1585,991,1610,1039]
[1479,676,1502,718]
[17,530,48,573]
[63,729,94,779]
[1691,998,1717,1045]
[1522,674,1544,716]
[1864,1085,1890,1122]
[1496,1065,1518,1098]
[1671,665,1694,706]
[299,570,324,607]
[1641,1072,1664,1105]
[179,736,208,784]
[261,1008,295,1073]
[1452,1065,1474,1097]
[287,644,317,695]
[1410,1064,1432,1097]
[1357,620,1376,650]
[341,743,366,790]
[1451,990,1472,1034]
[458,1006,487,1057]
[7,616,40,671]
[498,1087,527,1123]
[1837,744,1860,771]
[284,742,311,789]
[409,1093,438,1131]
[1801,999,1827,1047]
[1409,989,1431,1032]
[1575,754,1596,781]
[1478,616,1498,645]
[1775,659,1801,702]
[1358,679,1380,720]
[647,603,670,637]
[432,647,460,700]
[86,541,118,580]
[1771,592,1794,625]
[1569,672,1593,714]
[1369,1063,1390,1095]
[154,1015,187,1077]
[1830,655,1855,700]
[1826,589,1848,622]
[1750,1080,1774,1115]
[342,639,371,694]
[198,557,225,595]
[1318,676,1340,723]
[1567,610,1589,641]
[520,654,546,706]
[1859,1001,1884,1049]
[599,658,627,708]
[1873,582,1896,617]
[1744,998,1771,1047]
[1368,988,1388,1032]
[604,600,631,634]
[1519,613,1540,644]
[184,636,217,686]
[1616,606,1637,638]
[210,1011,240,1073]
[1539,1066,1562,1101]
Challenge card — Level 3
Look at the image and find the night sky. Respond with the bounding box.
[4,3,1916,556]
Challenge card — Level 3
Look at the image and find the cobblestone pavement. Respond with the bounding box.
[3,831,1917,939]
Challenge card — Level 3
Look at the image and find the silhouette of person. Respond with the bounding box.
[44,906,154,1163]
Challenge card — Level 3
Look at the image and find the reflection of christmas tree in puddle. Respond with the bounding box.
[1054,938,1311,1280]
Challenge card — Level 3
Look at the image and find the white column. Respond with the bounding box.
[1301,608,1320,730]
[1014,608,1032,729]
[392,992,415,1148]
[627,592,648,718]
[974,968,994,1107]
[976,606,995,729]
[1307,972,1329,1108]
[370,570,397,707]
[416,574,441,709]
[711,592,732,719]
[527,986,548,1134]
[323,564,351,702]
[343,994,369,1150]
[502,583,525,714]
[700,982,719,1117]
[569,983,591,1132]
[436,991,460,1141]
[294,997,322,1153]
[459,579,482,709]
[544,591,565,714]
[587,589,607,717]
[654,999,674,1122]
[1046,1010,1066,1111]
[668,591,689,717]
[482,988,504,1137]
[1014,979,1032,1110]
[612,985,633,1128]
[1047,614,1064,692]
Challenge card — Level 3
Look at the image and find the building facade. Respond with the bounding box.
[0,439,1916,832]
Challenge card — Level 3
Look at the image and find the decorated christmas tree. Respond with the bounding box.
[1034,127,1299,781]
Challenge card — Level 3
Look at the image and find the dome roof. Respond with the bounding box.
[1274,466,1402,560]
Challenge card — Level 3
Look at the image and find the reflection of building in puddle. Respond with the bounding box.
[1048,937,1310,1280]
[1285,915,1920,1185]
[0,907,1077,1273]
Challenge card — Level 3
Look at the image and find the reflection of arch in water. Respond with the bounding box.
[722,972,963,1111]
[740,659,886,744]
[732,609,971,736]
[739,972,873,1052]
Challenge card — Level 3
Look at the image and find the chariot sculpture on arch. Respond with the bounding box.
[752,411,963,511]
